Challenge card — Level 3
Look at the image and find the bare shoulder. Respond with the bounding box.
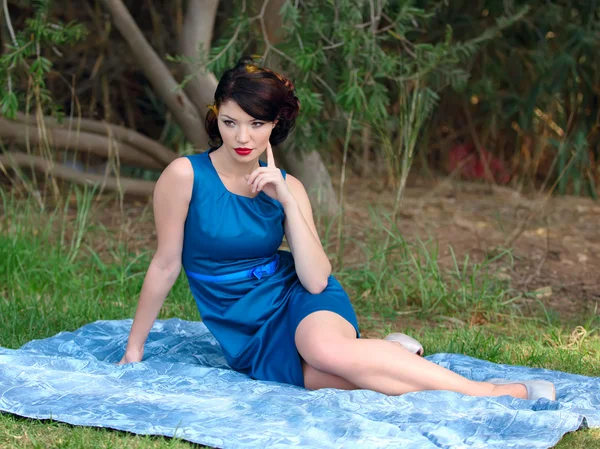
[156,157,193,188]
[161,157,193,180]
[155,157,194,201]
[285,173,316,217]
[285,173,309,200]
[283,173,322,244]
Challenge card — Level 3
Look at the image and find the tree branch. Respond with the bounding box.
[0,118,163,169]
[99,0,208,148]
[12,112,177,165]
[180,0,219,113]
[2,0,17,48]
[0,152,156,196]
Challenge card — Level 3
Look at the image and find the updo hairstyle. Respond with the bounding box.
[205,57,301,149]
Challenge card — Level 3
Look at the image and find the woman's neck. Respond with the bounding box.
[211,147,260,179]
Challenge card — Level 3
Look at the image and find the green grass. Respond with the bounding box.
[1,187,599,448]
[0,188,199,349]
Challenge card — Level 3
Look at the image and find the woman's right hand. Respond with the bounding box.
[117,347,144,365]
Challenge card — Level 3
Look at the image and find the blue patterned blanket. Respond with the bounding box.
[0,319,598,449]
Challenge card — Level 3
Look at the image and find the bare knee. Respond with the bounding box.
[295,311,357,374]
[300,340,349,373]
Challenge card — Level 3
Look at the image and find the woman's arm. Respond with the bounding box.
[119,157,193,363]
[282,174,331,295]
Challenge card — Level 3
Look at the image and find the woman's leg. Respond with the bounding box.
[296,311,527,398]
[302,361,357,390]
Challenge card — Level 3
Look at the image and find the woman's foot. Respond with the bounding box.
[384,333,424,356]
[487,379,556,401]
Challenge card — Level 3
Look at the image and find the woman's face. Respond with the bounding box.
[217,100,276,160]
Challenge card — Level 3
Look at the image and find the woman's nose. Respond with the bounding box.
[236,126,250,143]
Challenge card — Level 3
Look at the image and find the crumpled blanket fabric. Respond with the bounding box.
[0,319,598,449]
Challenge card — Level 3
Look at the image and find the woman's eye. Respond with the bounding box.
[222,120,263,127]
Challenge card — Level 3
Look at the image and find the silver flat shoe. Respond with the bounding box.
[384,333,424,356]
[487,378,556,401]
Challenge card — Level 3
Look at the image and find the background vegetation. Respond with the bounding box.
[0,0,598,203]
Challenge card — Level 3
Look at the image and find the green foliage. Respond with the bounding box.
[184,0,597,197]
[336,205,520,319]
[0,187,197,348]
[550,130,598,199]
[0,0,86,119]
[2,0,597,198]
[434,1,599,196]
[199,0,526,174]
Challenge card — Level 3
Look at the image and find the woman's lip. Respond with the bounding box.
[234,147,252,151]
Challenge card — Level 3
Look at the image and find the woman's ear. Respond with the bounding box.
[273,119,279,128]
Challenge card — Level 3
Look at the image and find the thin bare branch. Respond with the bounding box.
[2,0,18,48]
[208,23,242,67]
[322,40,344,51]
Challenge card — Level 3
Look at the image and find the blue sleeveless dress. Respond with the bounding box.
[181,148,360,387]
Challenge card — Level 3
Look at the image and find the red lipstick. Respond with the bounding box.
[234,147,253,156]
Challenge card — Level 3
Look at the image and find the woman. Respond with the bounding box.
[119,57,554,401]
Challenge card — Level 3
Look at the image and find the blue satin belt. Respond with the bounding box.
[185,254,280,282]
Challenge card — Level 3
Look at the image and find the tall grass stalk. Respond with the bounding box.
[376,81,434,272]
[66,185,96,263]
[335,109,354,269]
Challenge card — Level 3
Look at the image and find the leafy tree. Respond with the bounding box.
[427,1,599,197]
[2,0,595,210]
[0,0,86,119]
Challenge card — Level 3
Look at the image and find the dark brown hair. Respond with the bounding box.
[205,57,301,149]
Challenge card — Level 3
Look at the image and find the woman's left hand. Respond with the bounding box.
[245,142,294,206]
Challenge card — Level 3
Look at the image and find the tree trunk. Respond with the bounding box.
[99,0,207,149]
[280,148,339,217]
[260,0,339,217]
[180,0,220,123]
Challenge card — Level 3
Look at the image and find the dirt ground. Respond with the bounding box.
[339,174,600,321]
